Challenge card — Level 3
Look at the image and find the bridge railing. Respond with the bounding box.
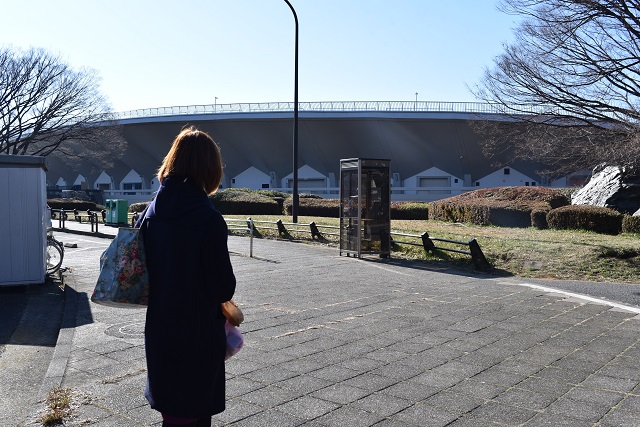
[115,101,557,120]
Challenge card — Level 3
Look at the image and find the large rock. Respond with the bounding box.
[572,164,640,214]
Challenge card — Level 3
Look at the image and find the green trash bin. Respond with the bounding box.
[113,199,129,224]
[106,199,128,225]
[105,199,115,224]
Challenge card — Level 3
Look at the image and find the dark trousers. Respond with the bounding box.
[162,417,211,427]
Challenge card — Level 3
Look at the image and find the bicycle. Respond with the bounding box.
[46,233,64,274]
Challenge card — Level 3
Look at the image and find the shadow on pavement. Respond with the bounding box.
[363,255,514,279]
[62,285,94,329]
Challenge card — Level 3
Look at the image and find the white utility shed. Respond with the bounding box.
[0,155,48,286]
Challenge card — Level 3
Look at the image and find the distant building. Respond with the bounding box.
[43,101,589,203]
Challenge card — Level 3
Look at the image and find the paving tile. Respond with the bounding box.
[238,385,303,408]
[578,374,639,394]
[545,398,612,423]
[275,395,340,420]
[380,380,440,402]
[308,365,360,382]
[522,413,592,426]
[422,390,485,414]
[392,402,460,426]
[598,408,640,426]
[230,409,304,427]
[225,377,265,398]
[560,386,626,407]
[352,392,413,417]
[242,365,300,383]
[464,401,537,425]
[534,366,591,385]
[470,367,530,388]
[315,406,385,427]
[213,399,264,424]
[342,373,399,393]
[447,378,509,400]
[494,387,558,411]
[368,362,425,381]
[411,369,464,389]
[276,375,334,395]
[311,384,371,405]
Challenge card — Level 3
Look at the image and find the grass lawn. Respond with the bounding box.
[225,215,640,284]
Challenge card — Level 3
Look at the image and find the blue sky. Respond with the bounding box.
[0,0,521,112]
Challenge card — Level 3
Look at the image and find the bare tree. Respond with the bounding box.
[474,0,640,175]
[0,46,125,165]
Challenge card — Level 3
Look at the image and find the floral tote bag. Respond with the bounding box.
[91,221,149,308]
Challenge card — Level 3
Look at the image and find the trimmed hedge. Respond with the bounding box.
[530,207,551,229]
[210,189,281,215]
[47,198,103,211]
[129,202,150,213]
[429,187,570,227]
[391,202,429,220]
[281,199,431,219]
[547,205,623,234]
[622,215,640,234]
[283,197,339,217]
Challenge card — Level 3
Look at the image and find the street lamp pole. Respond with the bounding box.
[284,0,299,223]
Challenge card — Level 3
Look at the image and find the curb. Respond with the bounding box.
[52,227,115,240]
[27,272,78,425]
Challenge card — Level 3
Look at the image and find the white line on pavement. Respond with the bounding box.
[501,281,640,314]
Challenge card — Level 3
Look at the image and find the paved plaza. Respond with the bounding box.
[16,222,640,426]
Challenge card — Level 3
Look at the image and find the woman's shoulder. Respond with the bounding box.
[197,200,226,224]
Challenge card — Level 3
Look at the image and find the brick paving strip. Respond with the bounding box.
[26,228,640,426]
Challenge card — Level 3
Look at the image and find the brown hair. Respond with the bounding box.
[157,126,223,195]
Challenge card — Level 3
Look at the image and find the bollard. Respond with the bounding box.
[420,232,436,252]
[93,212,100,234]
[309,222,321,240]
[469,239,491,271]
[248,218,254,258]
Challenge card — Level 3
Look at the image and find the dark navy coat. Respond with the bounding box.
[139,176,236,417]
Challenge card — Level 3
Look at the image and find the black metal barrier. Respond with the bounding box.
[50,208,68,228]
[390,231,491,271]
[49,209,489,269]
[247,218,490,271]
[255,219,336,240]
[51,208,101,234]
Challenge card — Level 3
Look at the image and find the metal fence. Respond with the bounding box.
[115,100,557,120]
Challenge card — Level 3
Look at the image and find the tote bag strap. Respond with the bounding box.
[135,203,151,229]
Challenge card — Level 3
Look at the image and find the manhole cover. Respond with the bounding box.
[105,322,145,339]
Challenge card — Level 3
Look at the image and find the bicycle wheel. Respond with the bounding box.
[46,238,64,274]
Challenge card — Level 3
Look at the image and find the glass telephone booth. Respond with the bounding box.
[339,158,391,258]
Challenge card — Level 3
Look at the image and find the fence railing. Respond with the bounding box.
[389,231,490,271]
[232,217,490,270]
[50,209,488,269]
[51,208,105,234]
[225,218,254,257]
[115,100,556,120]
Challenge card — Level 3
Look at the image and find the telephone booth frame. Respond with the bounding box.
[339,158,391,258]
